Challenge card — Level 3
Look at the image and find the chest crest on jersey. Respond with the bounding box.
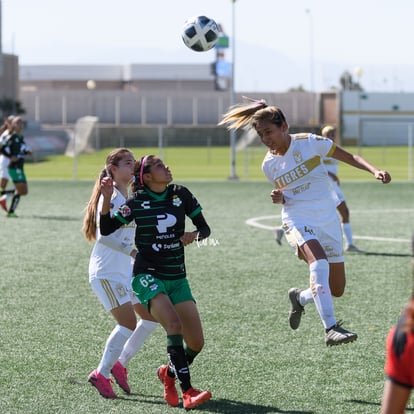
[119,205,131,217]
[293,151,303,164]
[172,195,182,207]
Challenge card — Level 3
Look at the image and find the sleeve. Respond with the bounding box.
[21,139,31,155]
[9,135,19,157]
[261,155,276,185]
[97,231,135,256]
[95,194,135,255]
[182,186,211,239]
[182,186,203,218]
[99,212,124,235]
[100,193,135,235]
[311,134,336,158]
[191,212,211,240]
[0,137,11,157]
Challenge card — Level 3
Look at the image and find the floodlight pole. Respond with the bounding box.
[228,0,239,180]
[305,9,315,125]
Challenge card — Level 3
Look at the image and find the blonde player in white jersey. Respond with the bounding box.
[219,97,391,346]
[321,125,360,252]
[83,148,158,398]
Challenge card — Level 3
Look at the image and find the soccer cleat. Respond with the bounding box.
[0,196,7,212]
[88,369,117,398]
[7,212,18,218]
[288,288,305,330]
[275,228,284,246]
[346,244,362,253]
[182,387,212,410]
[157,364,179,407]
[111,360,131,394]
[325,322,358,346]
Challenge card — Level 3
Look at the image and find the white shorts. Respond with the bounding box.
[0,155,10,180]
[332,182,345,205]
[90,278,140,311]
[283,217,344,263]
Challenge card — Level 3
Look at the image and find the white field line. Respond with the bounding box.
[245,210,414,244]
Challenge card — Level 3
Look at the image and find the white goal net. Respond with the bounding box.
[65,116,99,157]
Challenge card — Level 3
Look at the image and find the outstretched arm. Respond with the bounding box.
[332,146,391,184]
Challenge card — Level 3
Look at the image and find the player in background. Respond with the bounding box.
[275,226,284,246]
[0,116,31,217]
[0,115,16,212]
[219,97,391,346]
[380,234,414,414]
[100,155,212,410]
[321,125,361,252]
[83,148,158,399]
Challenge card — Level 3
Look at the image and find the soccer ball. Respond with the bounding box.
[182,15,220,52]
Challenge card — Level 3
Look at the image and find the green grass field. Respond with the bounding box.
[1,148,413,413]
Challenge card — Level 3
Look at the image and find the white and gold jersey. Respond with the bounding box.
[323,156,339,177]
[89,188,136,283]
[262,133,338,224]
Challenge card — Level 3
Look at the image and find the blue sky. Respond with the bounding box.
[3,0,414,92]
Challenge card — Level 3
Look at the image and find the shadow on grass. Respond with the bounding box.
[31,214,81,221]
[73,379,313,413]
[348,399,414,411]
[196,398,314,413]
[120,394,313,414]
[359,251,413,258]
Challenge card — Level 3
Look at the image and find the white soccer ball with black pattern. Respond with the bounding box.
[182,15,219,52]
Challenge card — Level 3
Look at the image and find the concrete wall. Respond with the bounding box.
[341,91,414,145]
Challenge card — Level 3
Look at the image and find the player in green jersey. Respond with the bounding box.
[100,155,212,410]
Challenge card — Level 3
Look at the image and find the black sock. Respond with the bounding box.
[9,194,20,213]
[184,344,200,366]
[1,188,15,195]
[167,335,192,392]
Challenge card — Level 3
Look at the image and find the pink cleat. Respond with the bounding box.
[88,369,117,399]
[111,360,131,394]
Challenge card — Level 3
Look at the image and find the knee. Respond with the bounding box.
[165,318,183,336]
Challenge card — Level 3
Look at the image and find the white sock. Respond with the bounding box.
[97,325,133,377]
[309,259,336,329]
[299,288,314,306]
[342,222,353,247]
[119,319,159,366]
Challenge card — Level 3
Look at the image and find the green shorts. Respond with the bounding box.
[8,167,27,183]
[131,274,195,310]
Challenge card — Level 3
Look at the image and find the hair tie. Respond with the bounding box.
[139,155,149,186]
[242,96,267,108]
